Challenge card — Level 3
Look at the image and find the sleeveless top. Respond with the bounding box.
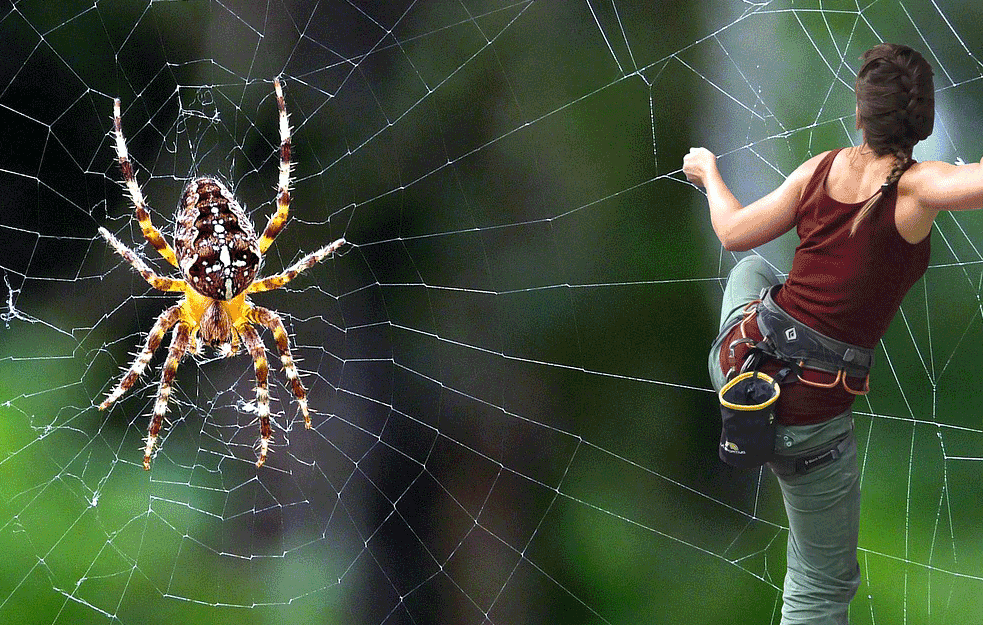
[718,148,931,425]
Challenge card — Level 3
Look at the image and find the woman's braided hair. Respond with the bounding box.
[850,43,935,236]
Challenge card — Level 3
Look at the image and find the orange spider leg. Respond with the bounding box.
[246,238,346,294]
[112,99,179,267]
[99,227,186,292]
[248,306,310,428]
[144,322,192,470]
[258,77,292,254]
[100,303,183,411]
[239,323,273,466]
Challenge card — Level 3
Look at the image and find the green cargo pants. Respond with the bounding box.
[708,255,862,625]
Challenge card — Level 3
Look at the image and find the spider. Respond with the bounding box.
[98,77,345,470]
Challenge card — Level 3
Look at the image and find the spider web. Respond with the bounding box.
[2,0,983,623]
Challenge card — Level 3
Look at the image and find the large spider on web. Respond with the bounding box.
[98,78,345,470]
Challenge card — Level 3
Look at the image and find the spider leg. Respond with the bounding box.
[100,303,183,411]
[99,227,186,292]
[239,323,273,467]
[144,321,191,470]
[248,306,311,428]
[258,77,292,254]
[112,99,179,268]
[246,237,346,294]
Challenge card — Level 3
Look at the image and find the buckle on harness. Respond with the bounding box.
[728,337,756,360]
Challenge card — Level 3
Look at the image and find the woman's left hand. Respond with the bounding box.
[683,147,717,188]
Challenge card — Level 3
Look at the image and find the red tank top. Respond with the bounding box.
[718,148,931,425]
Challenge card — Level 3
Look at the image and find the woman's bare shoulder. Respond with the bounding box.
[798,150,834,172]
[905,159,955,179]
[784,150,833,186]
[901,158,983,212]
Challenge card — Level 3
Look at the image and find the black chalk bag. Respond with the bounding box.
[718,370,779,468]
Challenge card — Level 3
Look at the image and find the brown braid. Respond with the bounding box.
[849,148,914,236]
[849,43,934,237]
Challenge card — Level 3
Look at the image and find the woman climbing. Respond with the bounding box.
[683,43,983,624]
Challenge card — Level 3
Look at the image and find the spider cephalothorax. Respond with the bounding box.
[99,78,345,469]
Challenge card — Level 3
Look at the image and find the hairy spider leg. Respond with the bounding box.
[145,322,192,470]
[249,306,310,428]
[112,99,179,268]
[99,228,186,292]
[239,324,273,466]
[100,304,183,411]
[246,237,346,294]
[258,77,293,254]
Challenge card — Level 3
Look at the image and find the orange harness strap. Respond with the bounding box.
[795,364,871,396]
[735,303,872,397]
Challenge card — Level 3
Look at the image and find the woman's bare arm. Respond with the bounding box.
[908,156,983,212]
[683,148,824,251]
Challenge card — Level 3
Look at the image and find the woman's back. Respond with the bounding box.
[776,148,930,348]
[825,147,899,205]
[812,146,953,245]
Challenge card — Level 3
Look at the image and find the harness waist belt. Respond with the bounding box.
[756,285,874,379]
[769,430,853,477]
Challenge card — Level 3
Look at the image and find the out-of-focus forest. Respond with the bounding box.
[1,1,982,623]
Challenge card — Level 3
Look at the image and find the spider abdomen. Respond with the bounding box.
[175,177,261,300]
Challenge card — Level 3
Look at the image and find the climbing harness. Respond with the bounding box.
[753,285,873,395]
[717,285,874,471]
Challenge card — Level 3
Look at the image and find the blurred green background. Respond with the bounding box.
[2,1,983,623]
